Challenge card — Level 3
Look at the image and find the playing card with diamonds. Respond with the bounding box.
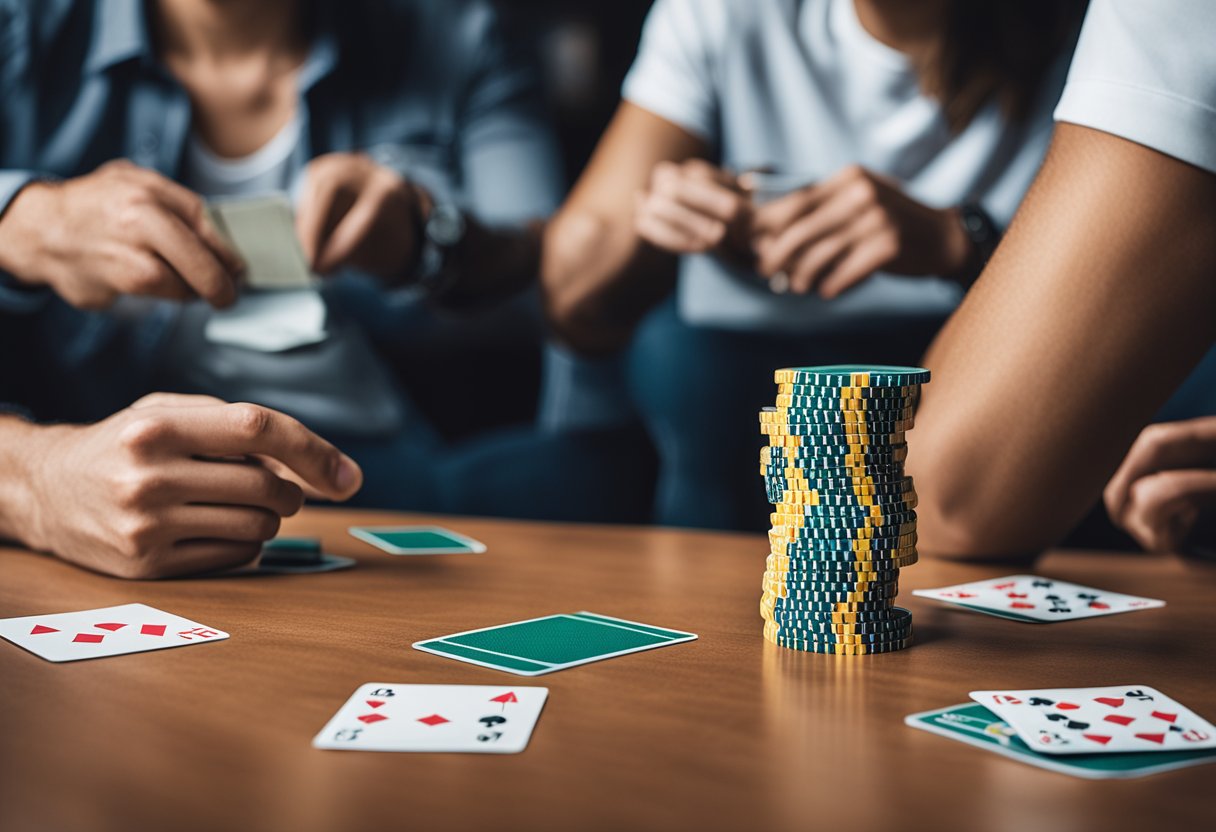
[312,684,548,753]
[970,685,1216,755]
[0,603,229,662]
[912,574,1164,622]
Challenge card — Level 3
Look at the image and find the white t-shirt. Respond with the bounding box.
[1053,0,1216,175]
[622,0,1069,333]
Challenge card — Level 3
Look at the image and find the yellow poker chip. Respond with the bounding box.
[773,393,918,410]
[766,529,918,550]
[758,419,915,436]
[766,551,919,571]
[772,490,918,509]
[762,622,914,654]
[766,433,908,448]
[774,383,920,400]
[760,407,916,423]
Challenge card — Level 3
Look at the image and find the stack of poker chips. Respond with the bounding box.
[759,365,928,655]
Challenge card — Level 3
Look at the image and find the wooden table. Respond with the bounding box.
[2,509,1213,832]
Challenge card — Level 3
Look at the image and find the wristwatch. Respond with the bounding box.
[957,202,1001,286]
[413,200,467,294]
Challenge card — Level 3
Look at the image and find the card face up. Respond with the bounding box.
[0,603,229,662]
[912,574,1164,622]
[970,685,1216,755]
[312,683,548,753]
[348,526,486,555]
[413,612,698,676]
[906,703,1216,779]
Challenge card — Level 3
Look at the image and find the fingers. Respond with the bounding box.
[179,458,306,517]
[652,160,747,224]
[296,160,353,269]
[751,172,849,238]
[1104,418,1216,524]
[635,191,726,253]
[754,183,869,276]
[127,168,243,301]
[815,215,900,299]
[313,187,385,274]
[165,504,284,544]
[136,209,238,308]
[121,402,361,501]
[130,393,229,410]
[147,541,263,580]
[1121,469,1216,552]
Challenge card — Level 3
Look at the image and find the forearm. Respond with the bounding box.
[541,209,677,354]
[910,124,1216,560]
[0,415,57,547]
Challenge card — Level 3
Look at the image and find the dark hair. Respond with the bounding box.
[928,0,1089,132]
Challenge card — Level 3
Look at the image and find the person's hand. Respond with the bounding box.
[0,160,243,309]
[634,159,752,260]
[1104,417,1216,554]
[750,165,971,297]
[296,152,425,279]
[16,394,362,579]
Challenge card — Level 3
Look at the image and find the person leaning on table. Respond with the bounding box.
[909,0,1216,560]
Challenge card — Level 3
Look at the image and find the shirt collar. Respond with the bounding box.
[85,0,153,74]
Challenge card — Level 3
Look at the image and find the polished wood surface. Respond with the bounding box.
[2,508,1213,832]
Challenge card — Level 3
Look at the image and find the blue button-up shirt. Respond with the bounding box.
[0,0,561,422]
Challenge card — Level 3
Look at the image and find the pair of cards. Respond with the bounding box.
[0,603,228,662]
[204,195,327,352]
[314,613,698,753]
[908,686,1216,779]
[913,574,1164,622]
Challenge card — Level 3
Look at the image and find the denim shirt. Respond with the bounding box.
[0,0,561,422]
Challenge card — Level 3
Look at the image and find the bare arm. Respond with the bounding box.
[542,102,708,353]
[910,124,1216,560]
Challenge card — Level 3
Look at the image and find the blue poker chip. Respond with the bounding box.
[773,365,931,387]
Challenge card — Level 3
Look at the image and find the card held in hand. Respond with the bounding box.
[312,683,548,753]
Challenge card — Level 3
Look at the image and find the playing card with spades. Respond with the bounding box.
[912,574,1164,622]
[312,684,548,753]
[970,685,1216,755]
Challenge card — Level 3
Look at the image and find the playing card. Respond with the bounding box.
[205,195,313,290]
[348,525,486,555]
[312,683,548,753]
[906,703,1216,779]
[204,288,327,353]
[413,611,698,676]
[0,603,229,662]
[912,574,1164,622]
[969,686,1216,755]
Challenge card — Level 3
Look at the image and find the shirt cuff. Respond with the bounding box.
[0,171,54,313]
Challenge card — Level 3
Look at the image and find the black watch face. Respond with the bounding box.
[429,206,465,247]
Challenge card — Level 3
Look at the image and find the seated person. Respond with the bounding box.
[540,0,1087,530]
[0,0,558,526]
[910,0,1216,559]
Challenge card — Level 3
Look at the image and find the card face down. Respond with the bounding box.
[312,683,548,753]
[969,686,1216,755]
[413,612,698,676]
[0,603,229,662]
[906,703,1216,779]
[912,574,1164,622]
[348,526,486,555]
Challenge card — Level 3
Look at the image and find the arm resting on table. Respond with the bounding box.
[910,124,1216,560]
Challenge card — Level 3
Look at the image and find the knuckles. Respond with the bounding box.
[224,403,274,442]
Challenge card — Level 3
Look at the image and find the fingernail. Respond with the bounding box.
[334,454,360,491]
